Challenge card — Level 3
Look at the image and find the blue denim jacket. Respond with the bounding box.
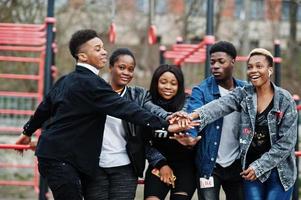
[186,76,245,178]
[195,83,297,191]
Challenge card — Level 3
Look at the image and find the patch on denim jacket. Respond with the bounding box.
[243,127,251,135]
[239,138,248,144]
[275,111,284,119]
[275,111,284,124]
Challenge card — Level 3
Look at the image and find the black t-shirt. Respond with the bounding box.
[246,99,273,167]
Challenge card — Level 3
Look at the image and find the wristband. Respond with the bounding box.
[22,131,31,137]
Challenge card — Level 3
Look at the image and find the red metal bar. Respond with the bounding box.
[164,51,205,57]
[0,24,45,31]
[175,41,206,65]
[0,22,44,28]
[236,56,282,63]
[0,45,45,52]
[274,57,282,64]
[175,57,206,64]
[0,26,44,31]
[0,39,46,46]
[181,57,206,63]
[0,32,45,38]
[203,35,215,44]
[164,51,191,58]
[0,109,34,115]
[0,37,45,42]
[0,74,40,80]
[0,144,31,150]
[0,91,39,98]
[0,163,34,168]
[33,157,39,193]
[0,180,35,186]
[0,56,41,63]
[172,47,205,53]
[172,44,200,49]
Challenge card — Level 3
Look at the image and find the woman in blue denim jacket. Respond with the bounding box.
[175,48,297,200]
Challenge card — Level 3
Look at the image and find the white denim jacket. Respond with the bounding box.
[195,83,297,191]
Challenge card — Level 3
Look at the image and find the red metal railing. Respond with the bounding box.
[0,21,47,193]
[164,36,214,65]
[164,36,282,66]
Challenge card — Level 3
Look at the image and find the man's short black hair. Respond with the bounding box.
[209,41,237,59]
[69,29,99,60]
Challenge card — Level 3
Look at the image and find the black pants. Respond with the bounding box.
[38,157,85,200]
[144,162,196,200]
[197,159,244,200]
[82,164,138,200]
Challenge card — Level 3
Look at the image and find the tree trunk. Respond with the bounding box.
[287,0,299,75]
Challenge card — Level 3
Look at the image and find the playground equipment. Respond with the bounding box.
[0,21,48,192]
[0,2,56,197]
[148,0,157,44]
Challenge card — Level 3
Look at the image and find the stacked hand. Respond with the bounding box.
[167,111,200,133]
[167,111,202,147]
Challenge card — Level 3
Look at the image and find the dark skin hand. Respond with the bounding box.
[240,166,257,181]
[159,165,175,187]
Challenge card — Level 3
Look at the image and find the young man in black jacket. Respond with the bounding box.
[15,29,194,200]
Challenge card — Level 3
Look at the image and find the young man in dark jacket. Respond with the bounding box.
[15,29,193,200]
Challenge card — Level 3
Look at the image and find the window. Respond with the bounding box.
[155,0,167,14]
[282,0,301,21]
[235,0,243,19]
[250,0,264,20]
[136,0,167,14]
[137,0,148,13]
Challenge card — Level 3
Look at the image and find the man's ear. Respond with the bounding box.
[231,59,235,65]
[77,52,87,62]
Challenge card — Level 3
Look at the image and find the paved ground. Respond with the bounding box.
[0,180,227,200]
[0,184,207,200]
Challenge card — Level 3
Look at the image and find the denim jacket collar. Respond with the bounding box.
[245,82,282,114]
[210,76,245,97]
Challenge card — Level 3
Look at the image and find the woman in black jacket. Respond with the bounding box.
[83,48,174,200]
[144,65,197,200]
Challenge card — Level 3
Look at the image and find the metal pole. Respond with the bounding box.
[149,0,154,26]
[274,40,281,86]
[39,1,55,199]
[159,45,166,65]
[293,96,300,200]
[205,0,214,78]
[44,0,55,95]
[241,0,250,80]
